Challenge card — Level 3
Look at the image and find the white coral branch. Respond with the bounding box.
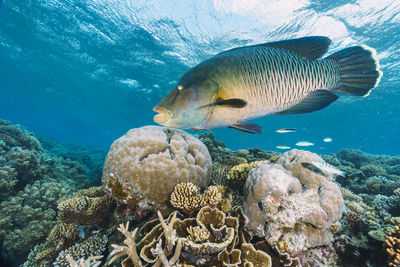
[108,222,143,267]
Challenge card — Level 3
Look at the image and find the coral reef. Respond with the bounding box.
[38,135,106,182]
[102,126,212,211]
[53,233,108,267]
[57,186,114,224]
[242,153,344,254]
[0,178,77,259]
[109,206,270,266]
[385,226,400,266]
[227,161,265,180]
[0,119,42,151]
[3,122,400,267]
[169,183,223,215]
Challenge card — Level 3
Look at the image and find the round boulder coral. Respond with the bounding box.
[102,126,212,211]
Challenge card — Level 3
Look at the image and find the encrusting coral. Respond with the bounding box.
[170,182,223,215]
[57,186,114,224]
[102,126,212,212]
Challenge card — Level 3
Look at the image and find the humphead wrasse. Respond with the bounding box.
[153,36,382,133]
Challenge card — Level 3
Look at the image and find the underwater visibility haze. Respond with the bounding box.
[1,0,400,267]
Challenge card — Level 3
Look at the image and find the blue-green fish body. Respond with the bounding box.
[153,36,382,133]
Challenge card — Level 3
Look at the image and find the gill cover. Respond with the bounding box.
[154,72,219,129]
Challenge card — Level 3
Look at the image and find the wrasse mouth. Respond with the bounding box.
[153,106,171,124]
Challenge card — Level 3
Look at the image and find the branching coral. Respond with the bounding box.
[0,166,17,200]
[102,126,212,212]
[0,178,76,258]
[170,183,222,215]
[108,221,143,266]
[65,255,103,267]
[0,119,42,151]
[385,226,400,266]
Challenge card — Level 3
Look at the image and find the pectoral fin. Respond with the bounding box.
[274,90,338,115]
[229,122,263,134]
[198,98,247,109]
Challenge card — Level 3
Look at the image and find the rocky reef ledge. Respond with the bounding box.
[1,121,399,266]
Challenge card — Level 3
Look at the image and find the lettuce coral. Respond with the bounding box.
[102,126,212,212]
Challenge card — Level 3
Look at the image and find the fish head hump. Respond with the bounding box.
[153,70,218,129]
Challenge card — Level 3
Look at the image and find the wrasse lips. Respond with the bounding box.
[153,106,171,124]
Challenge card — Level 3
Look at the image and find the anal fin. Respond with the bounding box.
[229,122,263,134]
[274,90,338,115]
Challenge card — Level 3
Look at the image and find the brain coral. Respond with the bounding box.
[102,126,212,211]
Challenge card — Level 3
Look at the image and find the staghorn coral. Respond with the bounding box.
[102,126,212,212]
[227,161,265,180]
[242,158,344,254]
[108,221,143,266]
[57,186,114,224]
[54,233,108,267]
[385,226,400,267]
[65,255,103,267]
[170,183,222,215]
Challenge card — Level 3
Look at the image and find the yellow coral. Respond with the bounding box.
[187,226,210,242]
[170,183,223,215]
[227,161,264,180]
[385,226,400,267]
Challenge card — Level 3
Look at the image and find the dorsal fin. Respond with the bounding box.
[257,36,332,60]
[274,90,338,115]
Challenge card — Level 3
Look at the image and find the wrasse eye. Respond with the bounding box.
[177,84,184,90]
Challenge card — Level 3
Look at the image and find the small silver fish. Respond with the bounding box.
[153,36,382,133]
[323,137,333,142]
[276,128,297,133]
[276,145,291,150]
[296,141,314,147]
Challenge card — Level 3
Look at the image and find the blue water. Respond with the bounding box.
[0,0,399,155]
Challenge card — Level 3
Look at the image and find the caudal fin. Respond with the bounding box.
[327,45,382,97]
